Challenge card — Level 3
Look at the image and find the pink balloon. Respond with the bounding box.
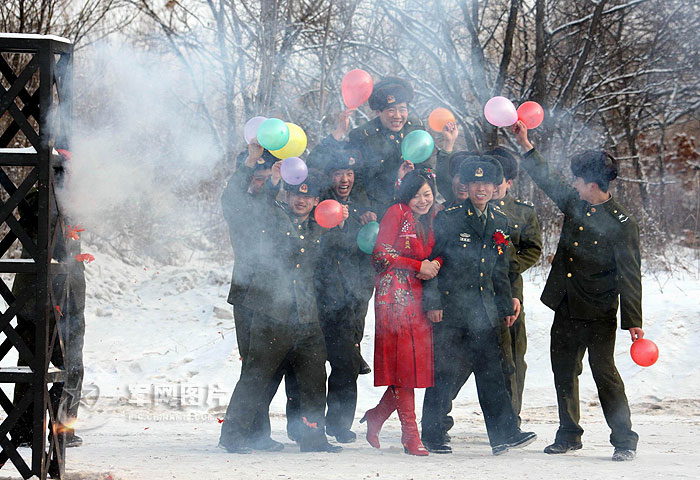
[341,69,374,109]
[280,157,308,185]
[484,96,518,127]
[244,116,267,144]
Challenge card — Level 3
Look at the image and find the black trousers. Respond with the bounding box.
[320,304,362,433]
[233,305,300,441]
[551,300,638,450]
[422,321,519,447]
[220,313,327,447]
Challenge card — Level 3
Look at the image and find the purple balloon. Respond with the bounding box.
[280,157,308,185]
[244,116,267,144]
[484,96,518,127]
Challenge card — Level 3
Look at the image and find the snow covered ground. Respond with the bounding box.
[1,243,699,479]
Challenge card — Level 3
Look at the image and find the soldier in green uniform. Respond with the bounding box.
[488,147,542,422]
[314,147,375,443]
[221,143,301,450]
[512,120,643,461]
[422,156,537,455]
[310,77,455,218]
[218,168,344,454]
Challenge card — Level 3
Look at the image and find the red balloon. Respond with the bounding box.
[315,199,344,229]
[630,338,659,367]
[341,69,373,109]
[517,101,545,129]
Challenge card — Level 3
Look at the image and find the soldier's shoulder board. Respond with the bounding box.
[515,198,535,207]
[492,207,508,217]
[445,204,463,215]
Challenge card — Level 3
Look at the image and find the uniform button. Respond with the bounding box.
[445,291,449,295]
[300,235,304,239]
[613,210,618,214]
[380,159,384,163]
[569,258,573,262]
[462,244,466,248]
[261,229,265,233]
[586,212,591,216]
[514,224,519,228]
[480,286,484,291]
[500,201,505,206]
[567,273,572,278]
[483,245,487,249]
[573,242,579,246]
[579,226,584,231]
[286,232,290,235]
[296,264,300,268]
[298,225,303,230]
[300,248,305,253]
[481,258,485,263]
[480,272,484,277]
[594,240,598,245]
[293,279,296,284]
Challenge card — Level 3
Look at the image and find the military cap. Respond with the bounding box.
[570,150,618,189]
[485,147,518,181]
[324,146,362,174]
[449,151,481,178]
[286,172,322,197]
[459,155,504,185]
[368,77,414,111]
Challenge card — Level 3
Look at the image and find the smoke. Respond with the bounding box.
[58,42,223,261]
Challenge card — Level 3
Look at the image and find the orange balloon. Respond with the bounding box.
[428,108,455,132]
[314,199,344,229]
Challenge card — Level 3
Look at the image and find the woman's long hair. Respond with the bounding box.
[396,169,438,237]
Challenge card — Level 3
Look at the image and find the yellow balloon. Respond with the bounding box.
[271,123,307,159]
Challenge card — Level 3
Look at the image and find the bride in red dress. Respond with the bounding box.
[361,168,442,456]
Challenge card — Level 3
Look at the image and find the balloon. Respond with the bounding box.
[484,96,518,127]
[315,199,344,229]
[257,118,290,151]
[280,157,308,185]
[630,338,659,367]
[401,130,435,164]
[341,69,374,109]
[271,123,307,159]
[517,101,545,129]
[244,116,267,144]
[357,221,380,254]
[428,108,455,132]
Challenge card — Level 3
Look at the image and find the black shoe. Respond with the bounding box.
[218,441,253,454]
[331,429,356,444]
[66,433,83,448]
[612,448,636,461]
[359,357,372,375]
[248,436,284,452]
[544,440,583,454]
[492,430,537,456]
[423,441,452,454]
[299,439,343,453]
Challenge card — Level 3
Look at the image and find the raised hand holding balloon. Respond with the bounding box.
[428,108,455,132]
[484,96,518,127]
[342,69,374,108]
[517,101,545,129]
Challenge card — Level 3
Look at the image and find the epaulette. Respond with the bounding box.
[444,204,463,215]
[492,207,507,217]
[515,199,535,207]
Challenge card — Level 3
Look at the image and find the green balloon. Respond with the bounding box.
[257,118,290,150]
[357,221,380,254]
[401,130,435,164]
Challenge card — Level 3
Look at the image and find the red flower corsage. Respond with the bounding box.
[493,229,510,255]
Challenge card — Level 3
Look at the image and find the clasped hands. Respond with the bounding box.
[417,259,441,281]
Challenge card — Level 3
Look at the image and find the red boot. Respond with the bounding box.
[360,386,396,448]
[395,387,429,456]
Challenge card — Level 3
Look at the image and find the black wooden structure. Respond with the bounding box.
[0,34,73,479]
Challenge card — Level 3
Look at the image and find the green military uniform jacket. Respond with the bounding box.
[521,149,643,329]
[490,192,542,302]
[314,188,375,312]
[234,181,325,325]
[222,162,265,306]
[423,199,515,329]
